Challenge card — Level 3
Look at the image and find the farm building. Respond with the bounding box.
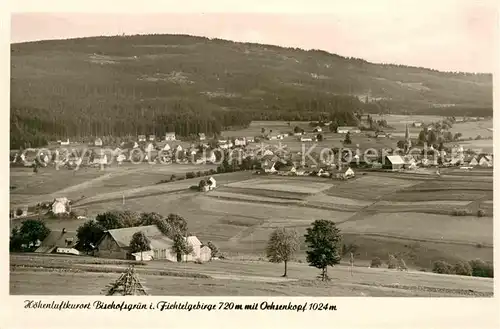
[246,137,255,143]
[277,165,296,176]
[330,167,355,180]
[200,177,218,192]
[313,126,323,133]
[35,229,79,255]
[59,139,70,146]
[95,225,176,261]
[51,197,70,214]
[148,135,156,141]
[182,236,203,262]
[337,127,361,134]
[94,138,103,147]
[198,133,206,141]
[469,157,479,166]
[479,156,492,167]
[138,135,147,142]
[199,246,212,262]
[165,132,176,141]
[234,138,247,146]
[385,155,406,170]
[412,122,422,128]
[300,136,313,142]
[375,132,388,138]
[162,143,171,151]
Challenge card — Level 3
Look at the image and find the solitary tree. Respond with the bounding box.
[18,219,51,250]
[206,241,220,259]
[343,132,352,145]
[304,220,342,281]
[129,231,151,261]
[76,219,105,253]
[266,227,299,277]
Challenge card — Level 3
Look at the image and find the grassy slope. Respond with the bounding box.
[9,254,493,296]
[11,34,492,115]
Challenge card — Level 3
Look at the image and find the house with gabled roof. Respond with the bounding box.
[384,155,406,170]
[330,167,355,180]
[35,229,79,255]
[95,225,177,261]
[138,135,147,142]
[165,132,176,141]
[198,133,206,141]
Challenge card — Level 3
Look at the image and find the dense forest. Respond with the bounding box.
[10,34,493,149]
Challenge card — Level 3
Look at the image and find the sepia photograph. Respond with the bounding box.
[8,2,495,300]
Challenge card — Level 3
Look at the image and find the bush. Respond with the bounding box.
[453,261,472,276]
[477,209,485,217]
[469,259,494,278]
[387,254,398,269]
[452,208,472,216]
[196,171,202,177]
[170,174,176,181]
[370,257,382,268]
[432,260,455,274]
[186,172,195,179]
[475,243,483,248]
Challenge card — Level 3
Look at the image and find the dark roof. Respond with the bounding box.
[101,225,173,249]
[35,230,78,253]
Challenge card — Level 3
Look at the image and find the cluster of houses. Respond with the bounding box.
[34,225,213,263]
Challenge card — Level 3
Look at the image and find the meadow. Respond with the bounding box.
[10,161,493,271]
[9,254,494,297]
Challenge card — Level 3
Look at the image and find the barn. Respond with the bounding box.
[94,225,177,261]
[385,155,406,170]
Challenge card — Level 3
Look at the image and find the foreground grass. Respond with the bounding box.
[9,254,493,297]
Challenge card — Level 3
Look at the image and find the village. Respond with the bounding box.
[9,113,494,272]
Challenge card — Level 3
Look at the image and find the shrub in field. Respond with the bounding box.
[398,258,408,271]
[432,260,455,274]
[453,261,473,276]
[206,241,219,259]
[475,243,483,248]
[370,257,382,268]
[196,171,202,177]
[387,254,398,269]
[452,208,472,216]
[469,259,494,278]
[170,174,176,181]
[186,172,195,179]
[477,209,485,217]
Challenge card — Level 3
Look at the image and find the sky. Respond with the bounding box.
[9,0,499,73]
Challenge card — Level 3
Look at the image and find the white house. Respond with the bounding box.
[52,197,70,214]
[469,157,479,166]
[246,137,255,143]
[337,127,361,134]
[234,138,247,146]
[199,246,212,262]
[479,156,492,167]
[165,132,176,141]
[148,135,156,141]
[261,160,276,174]
[94,138,103,147]
[182,236,203,262]
[300,136,313,142]
[206,151,216,163]
[198,133,206,141]
[207,177,217,190]
[60,139,70,146]
[138,135,147,142]
[313,126,323,132]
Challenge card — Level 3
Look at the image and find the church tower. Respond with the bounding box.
[405,124,412,152]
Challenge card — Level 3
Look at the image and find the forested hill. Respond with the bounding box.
[10,34,493,148]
